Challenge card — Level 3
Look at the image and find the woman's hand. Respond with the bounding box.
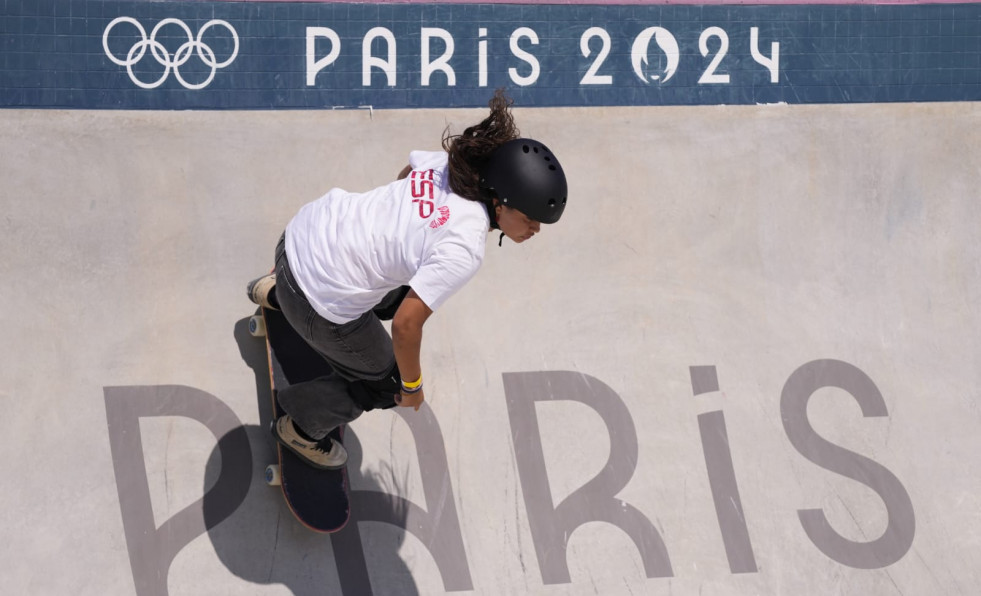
[396,387,425,411]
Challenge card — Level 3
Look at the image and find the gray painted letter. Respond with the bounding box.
[503,371,673,584]
[331,402,473,592]
[690,366,758,574]
[105,386,252,596]
[780,359,915,568]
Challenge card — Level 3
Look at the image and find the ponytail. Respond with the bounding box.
[442,88,520,205]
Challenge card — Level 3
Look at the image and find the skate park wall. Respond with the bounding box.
[1,1,980,595]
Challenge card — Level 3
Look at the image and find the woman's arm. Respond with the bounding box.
[391,289,432,410]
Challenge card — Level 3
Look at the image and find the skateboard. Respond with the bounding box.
[249,306,351,533]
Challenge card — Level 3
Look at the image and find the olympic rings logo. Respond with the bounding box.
[103,17,239,90]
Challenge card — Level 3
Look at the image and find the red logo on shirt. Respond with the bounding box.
[409,169,449,229]
[429,205,450,229]
[410,169,435,200]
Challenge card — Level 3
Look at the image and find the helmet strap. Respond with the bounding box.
[481,194,505,247]
[482,195,501,230]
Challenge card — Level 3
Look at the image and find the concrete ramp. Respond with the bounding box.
[1,102,979,594]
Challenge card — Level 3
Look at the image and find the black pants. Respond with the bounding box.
[273,234,406,439]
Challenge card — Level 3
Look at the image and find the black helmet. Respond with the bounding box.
[479,138,568,224]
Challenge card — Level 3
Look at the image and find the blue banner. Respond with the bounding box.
[1,0,979,109]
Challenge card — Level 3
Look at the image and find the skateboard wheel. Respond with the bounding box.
[264,464,281,486]
[249,315,266,337]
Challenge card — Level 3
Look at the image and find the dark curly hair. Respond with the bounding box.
[442,89,520,205]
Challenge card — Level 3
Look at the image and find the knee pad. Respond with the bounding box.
[372,286,411,321]
[348,364,401,411]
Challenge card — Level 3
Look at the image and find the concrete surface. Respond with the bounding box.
[0,102,979,595]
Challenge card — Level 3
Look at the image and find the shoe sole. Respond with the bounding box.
[270,421,346,470]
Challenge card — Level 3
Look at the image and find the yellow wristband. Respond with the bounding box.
[401,375,423,390]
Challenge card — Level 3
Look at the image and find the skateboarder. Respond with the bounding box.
[248,89,568,470]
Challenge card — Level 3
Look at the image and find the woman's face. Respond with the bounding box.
[496,203,541,243]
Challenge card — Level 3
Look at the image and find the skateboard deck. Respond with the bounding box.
[253,306,350,533]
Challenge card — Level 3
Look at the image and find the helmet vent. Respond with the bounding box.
[548,164,556,171]
[522,144,530,153]
[547,199,556,207]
